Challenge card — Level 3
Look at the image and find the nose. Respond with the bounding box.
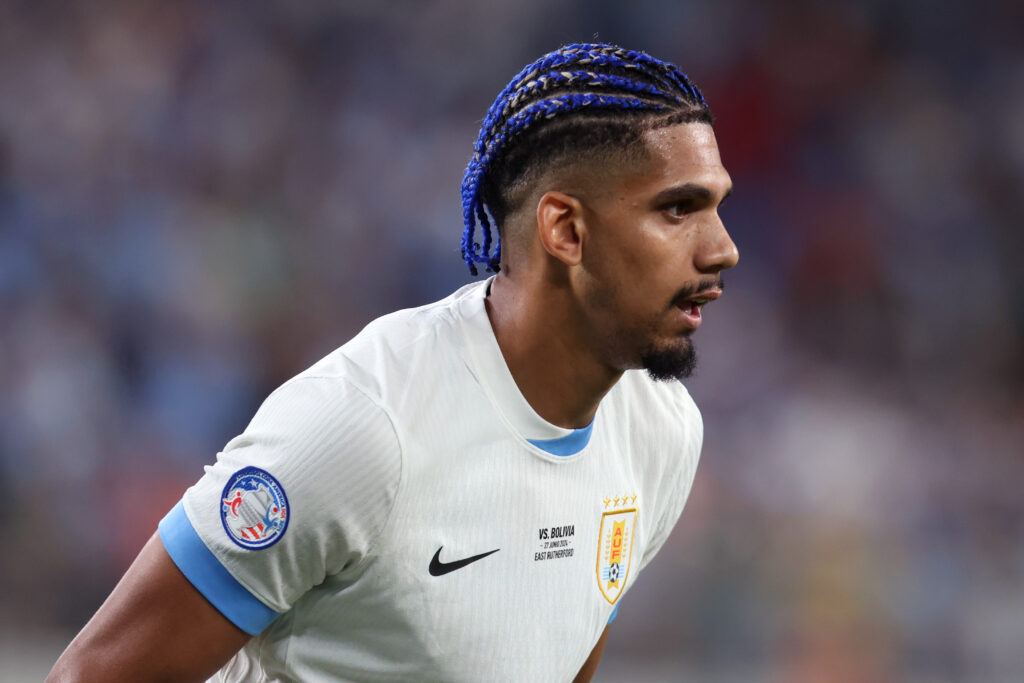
[694,215,739,274]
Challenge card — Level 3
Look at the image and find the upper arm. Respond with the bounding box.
[174,376,401,613]
[573,625,611,683]
[640,390,702,572]
[50,375,402,681]
[48,533,251,682]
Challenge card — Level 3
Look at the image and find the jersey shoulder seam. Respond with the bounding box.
[253,373,407,578]
[306,374,408,575]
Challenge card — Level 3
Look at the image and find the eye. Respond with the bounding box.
[664,200,696,219]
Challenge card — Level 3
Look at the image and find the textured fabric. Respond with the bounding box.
[527,420,594,455]
[158,501,281,634]
[165,278,702,682]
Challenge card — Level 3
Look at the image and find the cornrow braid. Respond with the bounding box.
[460,43,712,275]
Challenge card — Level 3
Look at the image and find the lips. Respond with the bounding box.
[674,289,721,329]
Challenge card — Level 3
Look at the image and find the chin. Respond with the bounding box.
[641,339,697,382]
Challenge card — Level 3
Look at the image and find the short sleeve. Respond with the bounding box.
[639,399,703,572]
[159,375,402,634]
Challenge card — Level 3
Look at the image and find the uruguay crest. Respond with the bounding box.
[220,467,289,549]
[596,502,637,604]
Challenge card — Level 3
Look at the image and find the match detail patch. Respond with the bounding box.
[220,467,289,549]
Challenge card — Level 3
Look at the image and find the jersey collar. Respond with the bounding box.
[458,278,594,457]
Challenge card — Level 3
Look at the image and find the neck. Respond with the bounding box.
[484,270,622,429]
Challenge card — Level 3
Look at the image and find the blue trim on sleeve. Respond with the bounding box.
[607,604,619,625]
[527,421,594,456]
[158,500,281,635]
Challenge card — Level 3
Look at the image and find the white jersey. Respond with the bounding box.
[158,279,703,682]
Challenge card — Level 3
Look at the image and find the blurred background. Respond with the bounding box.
[1,0,1022,680]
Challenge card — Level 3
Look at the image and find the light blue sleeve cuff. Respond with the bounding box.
[607,604,619,625]
[158,500,282,635]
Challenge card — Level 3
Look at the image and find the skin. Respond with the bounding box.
[47,121,737,683]
[487,122,739,428]
[47,533,250,682]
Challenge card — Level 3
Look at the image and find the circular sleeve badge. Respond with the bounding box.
[220,467,290,549]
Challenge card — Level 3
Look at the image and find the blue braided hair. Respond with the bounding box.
[460,43,712,275]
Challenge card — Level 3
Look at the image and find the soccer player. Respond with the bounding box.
[49,43,738,682]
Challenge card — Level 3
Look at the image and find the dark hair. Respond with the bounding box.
[460,43,713,275]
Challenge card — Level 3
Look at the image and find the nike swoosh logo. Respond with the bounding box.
[429,546,500,576]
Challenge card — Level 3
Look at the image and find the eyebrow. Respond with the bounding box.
[653,183,733,206]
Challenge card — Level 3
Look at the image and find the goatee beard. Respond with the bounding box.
[642,339,697,382]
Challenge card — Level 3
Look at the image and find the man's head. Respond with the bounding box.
[461,43,713,275]
[463,44,738,382]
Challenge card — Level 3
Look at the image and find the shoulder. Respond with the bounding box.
[295,281,483,403]
[605,372,704,509]
[227,371,402,495]
[613,370,703,444]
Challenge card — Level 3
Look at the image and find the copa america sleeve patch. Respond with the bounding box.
[220,467,290,549]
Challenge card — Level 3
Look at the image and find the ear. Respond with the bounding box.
[536,190,585,267]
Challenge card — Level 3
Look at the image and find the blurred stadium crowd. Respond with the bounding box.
[1,1,1022,680]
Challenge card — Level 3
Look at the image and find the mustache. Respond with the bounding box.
[672,276,724,305]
